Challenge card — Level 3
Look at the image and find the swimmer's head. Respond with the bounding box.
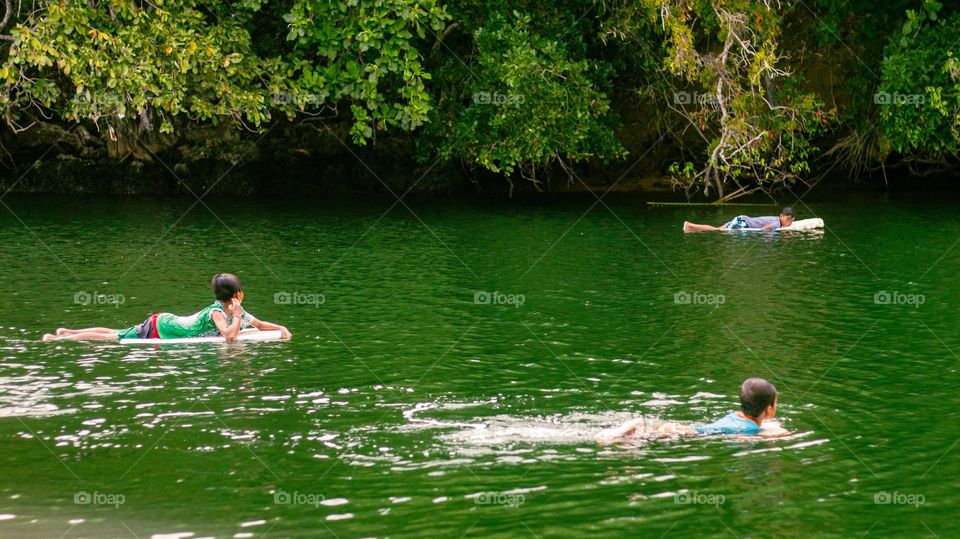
[212,273,243,302]
[779,207,795,227]
[740,378,778,419]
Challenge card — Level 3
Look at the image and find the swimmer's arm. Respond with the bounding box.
[757,426,792,438]
[211,308,242,341]
[596,418,646,445]
[760,421,790,437]
[251,319,292,339]
[660,422,697,436]
[737,423,791,440]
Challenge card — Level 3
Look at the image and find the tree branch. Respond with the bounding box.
[0,0,11,34]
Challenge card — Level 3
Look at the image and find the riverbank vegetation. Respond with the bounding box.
[0,0,957,197]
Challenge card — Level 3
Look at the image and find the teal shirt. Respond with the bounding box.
[693,412,761,435]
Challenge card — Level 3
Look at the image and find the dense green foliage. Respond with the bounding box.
[421,8,625,185]
[0,0,957,196]
[4,1,272,133]
[877,1,960,158]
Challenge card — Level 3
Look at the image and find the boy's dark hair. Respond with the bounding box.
[212,273,242,302]
[780,207,795,217]
[740,378,777,418]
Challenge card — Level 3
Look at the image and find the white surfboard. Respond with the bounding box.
[735,217,824,232]
[120,328,282,344]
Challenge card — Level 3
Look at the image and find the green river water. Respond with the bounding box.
[0,193,957,538]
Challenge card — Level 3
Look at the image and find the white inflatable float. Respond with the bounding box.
[736,217,824,232]
[120,328,282,345]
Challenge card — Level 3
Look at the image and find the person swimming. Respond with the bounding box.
[43,273,292,341]
[596,378,787,445]
[683,207,795,233]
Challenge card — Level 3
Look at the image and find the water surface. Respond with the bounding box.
[0,193,957,537]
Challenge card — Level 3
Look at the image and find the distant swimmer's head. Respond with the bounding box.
[212,273,243,302]
[740,377,778,420]
[779,207,795,227]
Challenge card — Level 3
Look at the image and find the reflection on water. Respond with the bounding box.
[0,194,958,537]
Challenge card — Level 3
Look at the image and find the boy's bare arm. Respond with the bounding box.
[596,418,646,445]
[251,319,292,339]
[737,423,791,440]
[653,422,697,437]
[211,307,242,340]
[757,426,792,438]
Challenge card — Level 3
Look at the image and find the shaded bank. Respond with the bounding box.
[0,116,950,197]
[2,2,960,198]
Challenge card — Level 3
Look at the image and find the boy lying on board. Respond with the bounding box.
[597,378,789,445]
[44,273,292,342]
[683,207,795,233]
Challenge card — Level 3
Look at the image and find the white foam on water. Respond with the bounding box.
[393,401,822,465]
[431,411,639,447]
[654,455,712,463]
[786,438,829,449]
[689,392,726,401]
[502,485,547,495]
[640,399,684,407]
[733,446,784,456]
